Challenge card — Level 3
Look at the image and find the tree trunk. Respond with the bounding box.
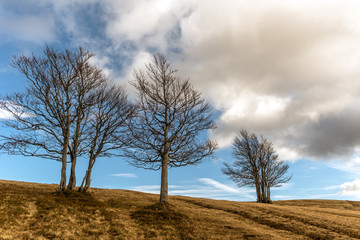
[67,156,76,190]
[83,168,92,191]
[160,154,169,203]
[266,186,271,203]
[79,158,95,192]
[160,119,170,203]
[79,170,87,191]
[59,151,67,191]
[255,178,261,202]
[68,112,82,190]
[59,134,69,191]
[260,182,266,203]
[79,172,91,192]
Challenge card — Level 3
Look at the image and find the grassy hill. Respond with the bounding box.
[1,180,360,239]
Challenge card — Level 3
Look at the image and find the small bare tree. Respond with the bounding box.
[126,53,217,203]
[78,83,134,191]
[223,129,291,203]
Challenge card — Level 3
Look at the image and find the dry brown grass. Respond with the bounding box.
[0,180,360,239]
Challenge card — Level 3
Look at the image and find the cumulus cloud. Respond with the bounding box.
[339,179,360,197]
[316,178,360,199]
[174,0,360,161]
[104,0,194,51]
[84,0,360,162]
[3,0,360,162]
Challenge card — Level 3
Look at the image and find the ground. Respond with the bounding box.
[0,179,360,239]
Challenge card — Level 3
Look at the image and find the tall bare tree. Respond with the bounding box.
[0,46,106,191]
[66,50,107,190]
[223,129,291,203]
[126,53,217,203]
[78,83,134,191]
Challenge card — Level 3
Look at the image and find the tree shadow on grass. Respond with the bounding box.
[31,190,129,239]
[131,202,196,239]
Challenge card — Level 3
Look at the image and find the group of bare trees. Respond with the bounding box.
[0,47,134,191]
[223,129,291,203]
[0,46,291,204]
[0,47,216,203]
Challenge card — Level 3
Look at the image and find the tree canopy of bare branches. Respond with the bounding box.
[223,129,291,203]
[126,53,217,203]
[0,46,134,191]
[78,83,134,191]
[0,46,87,190]
[66,48,107,190]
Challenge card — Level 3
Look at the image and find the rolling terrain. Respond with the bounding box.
[0,180,360,239]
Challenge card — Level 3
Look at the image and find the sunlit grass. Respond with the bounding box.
[1,180,360,239]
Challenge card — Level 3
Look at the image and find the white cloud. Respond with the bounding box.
[88,55,111,77]
[328,153,360,178]
[132,185,160,194]
[105,0,195,51]
[0,109,13,119]
[98,0,360,163]
[3,0,360,163]
[198,178,241,194]
[323,185,341,191]
[131,184,181,194]
[175,0,360,162]
[131,178,255,200]
[276,182,293,190]
[276,147,300,162]
[0,15,55,43]
[124,51,153,81]
[339,179,360,197]
[0,1,56,43]
[111,173,137,178]
[272,195,295,200]
[0,100,33,119]
[317,179,360,199]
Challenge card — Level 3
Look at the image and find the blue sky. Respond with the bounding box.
[1,0,360,201]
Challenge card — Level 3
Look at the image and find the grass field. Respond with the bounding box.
[0,180,360,239]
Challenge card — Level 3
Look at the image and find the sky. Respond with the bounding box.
[1,0,360,201]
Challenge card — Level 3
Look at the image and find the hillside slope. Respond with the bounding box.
[0,180,360,239]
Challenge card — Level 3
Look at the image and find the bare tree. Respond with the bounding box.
[66,51,107,190]
[0,46,105,191]
[78,83,135,191]
[126,53,217,203]
[223,129,291,203]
